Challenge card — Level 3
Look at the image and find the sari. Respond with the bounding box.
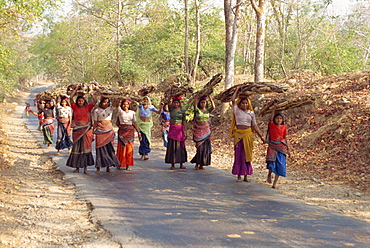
[116,125,135,168]
[55,118,72,150]
[266,140,287,177]
[41,119,55,145]
[66,124,94,168]
[190,122,212,166]
[165,123,187,164]
[136,98,156,156]
[230,99,254,176]
[94,122,120,168]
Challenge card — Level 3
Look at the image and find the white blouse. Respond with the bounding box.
[117,108,136,125]
[233,104,257,126]
[93,106,116,121]
[57,105,72,118]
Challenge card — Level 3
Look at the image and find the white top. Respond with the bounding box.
[117,108,136,125]
[93,106,116,121]
[57,105,72,118]
[233,104,257,126]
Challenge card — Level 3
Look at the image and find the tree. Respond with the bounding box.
[224,0,242,90]
[250,0,266,83]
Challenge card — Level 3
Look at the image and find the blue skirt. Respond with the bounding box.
[266,152,286,177]
[139,131,151,155]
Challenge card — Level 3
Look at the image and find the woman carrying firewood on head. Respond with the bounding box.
[29,99,56,148]
[93,97,121,173]
[266,103,291,189]
[66,87,97,174]
[55,96,73,155]
[164,90,188,170]
[116,99,142,170]
[136,95,161,160]
[230,86,265,182]
[190,93,215,170]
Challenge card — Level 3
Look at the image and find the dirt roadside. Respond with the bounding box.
[0,83,121,248]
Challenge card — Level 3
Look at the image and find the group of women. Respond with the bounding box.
[30,85,290,188]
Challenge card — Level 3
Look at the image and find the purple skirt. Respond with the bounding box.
[232,139,253,175]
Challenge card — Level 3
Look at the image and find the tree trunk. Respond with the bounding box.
[184,0,191,82]
[251,0,266,83]
[191,0,201,83]
[222,0,242,115]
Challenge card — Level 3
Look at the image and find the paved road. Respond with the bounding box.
[21,85,370,247]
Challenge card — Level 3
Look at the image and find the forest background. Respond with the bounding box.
[1,0,370,99]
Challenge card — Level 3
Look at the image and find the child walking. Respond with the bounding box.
[266,103,291,189]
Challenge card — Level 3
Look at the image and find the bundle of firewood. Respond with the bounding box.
[138,85,157,96]
[163,83,195,99]
[258,95,315,116]
[35,91,54,100]
[192,73,223,99]
[64,82,141,101]
[215,82,288,102]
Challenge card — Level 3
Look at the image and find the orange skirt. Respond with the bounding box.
[116,141,134,168]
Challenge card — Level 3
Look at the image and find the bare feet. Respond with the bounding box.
[68,149,71,153]
[95,168,100,174]
[236,176,242,182]
[55,152,60,155]
[243,176,250,182]
[194,164,199,170]
[199,166,204,170]
[126,166,131,171]
[267,171,272,184]
[144,156,149,160]
[83,168,89,174]
[72,169,79,173]
[106,168,112,173]
[180,165,186,169]
[170,165,175,170]
[272,185,276,189]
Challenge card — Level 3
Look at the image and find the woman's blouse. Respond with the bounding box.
[57,105,72,118]
[39,106,55,118]
[233,104,257,126]
[71,103,95,122]
[268,122,287,141]
[161,110,170,121]
[93,106,116,122]
[117,108,136,125]
[194,107,213,122]
[138,105,158,117]
[169,105,186,125]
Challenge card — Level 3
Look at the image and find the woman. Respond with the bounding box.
[36,99,45,131]
[165,95,187,170]
[66,88,97,174]
[116,99,142,170]
[190,94,215,170]
[266,103,291,189]
[136,95,161,160]
[55,97,73,155]
[93,97,120,173]
[31,99,56,147]
[230,87,265,182]
[160,103,170,147]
